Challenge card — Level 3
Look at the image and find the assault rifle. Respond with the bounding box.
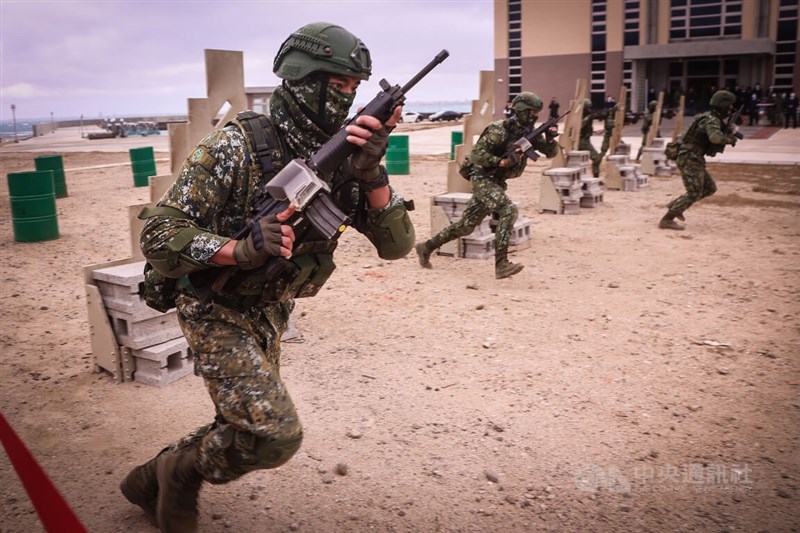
[504,110,569,163]
[191,50,450,297]
[726,105,744,140]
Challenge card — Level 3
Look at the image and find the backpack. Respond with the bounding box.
[139,111,283,312]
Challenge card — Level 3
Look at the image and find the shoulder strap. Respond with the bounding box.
[229,111,284,176]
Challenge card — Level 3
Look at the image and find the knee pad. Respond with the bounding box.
[224,429,303,478]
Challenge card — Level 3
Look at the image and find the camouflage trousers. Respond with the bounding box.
[600,133,612,159]
[578,137,601,177]
[169,294,302,484]
[429,176,518,263]
[670,152,717,215]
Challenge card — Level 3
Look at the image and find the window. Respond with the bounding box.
[670,0,742,41]
[773,0,798,91]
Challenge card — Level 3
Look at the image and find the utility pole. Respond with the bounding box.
[11,104,19,143]
[50,111,55,133]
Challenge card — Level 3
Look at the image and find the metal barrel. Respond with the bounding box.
[385,135,410,175]
[7,170,59,242]
[34,154,68,198]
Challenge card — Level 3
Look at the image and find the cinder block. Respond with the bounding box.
[566,151,590,166]
[107,308,183,350]
[580,194,604,208]
[655,165,673,177]
[563,200,581,215]
[622,178,639,191]
[461,232,494,260]
[132,339,194,387]
[607,154,628,165]
[509,217,532,246]
[544,167,582,187]
[651,137,666,148]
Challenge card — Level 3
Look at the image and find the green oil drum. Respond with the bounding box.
[450,131,464,160]
[34,154,68,198]
[7,170,59,242]
[385,135,409,175]
[129,146,156,188]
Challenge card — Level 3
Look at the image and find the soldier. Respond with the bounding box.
[599,105,616,160]
[548,96,560,120]
[414,92,559,279]
[659,90,739,231]
[120,22,414,532]
[578,99,602,178]
[635,100,659,162]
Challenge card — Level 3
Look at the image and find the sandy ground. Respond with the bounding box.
[0,133,799,532]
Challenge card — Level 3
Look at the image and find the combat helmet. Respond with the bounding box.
[511,92,543,112]
[273,22,372,81]
[583,98,594,115]
[709,90,736,109]
[648,100,657,112]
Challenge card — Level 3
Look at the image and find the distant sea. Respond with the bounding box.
[0,101,471,141]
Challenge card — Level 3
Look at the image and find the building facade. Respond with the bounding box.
[494,0,799,115]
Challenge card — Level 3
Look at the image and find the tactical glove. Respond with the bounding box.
[728,135,738,147]
[351,125,392,191]
[501,151,520,168]
[233,215,284,269]
[545,127,559,141]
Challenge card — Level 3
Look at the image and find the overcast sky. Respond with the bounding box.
[0,0,495,121]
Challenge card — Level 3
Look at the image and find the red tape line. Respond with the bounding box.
[0,411,87,532]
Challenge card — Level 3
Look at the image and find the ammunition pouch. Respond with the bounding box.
[458,158,475,180]
[664,141,681,160]
[215,240,339,306]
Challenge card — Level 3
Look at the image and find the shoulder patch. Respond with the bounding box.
[188,146,217,172]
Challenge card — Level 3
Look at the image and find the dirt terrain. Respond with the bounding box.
[0,144,798,532]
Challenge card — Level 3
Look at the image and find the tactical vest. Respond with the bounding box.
[214,111,343,306]
[680,112,724,157]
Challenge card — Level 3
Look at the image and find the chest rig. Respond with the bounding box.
[219,111,344,305]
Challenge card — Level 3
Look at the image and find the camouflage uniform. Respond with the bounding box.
[667,112,730,217]
[599,111,615,159]
[137,82,411,484]
[122,22,418,532]
[659,90,738,231]
[579,112,602,177]
[427,116,557,265]
[636,103,661,161]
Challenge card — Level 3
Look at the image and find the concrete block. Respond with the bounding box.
[580,193,604,208]
[107,308,183,350]
[92,261,146,300]
[509,217,532,246]
[544,167,582,187]
[566,151,590,166]
[614,143,631,156]
[622,178,639,191]
[132,339,194,387]
[563,200,581,215]
[461,232,494,260]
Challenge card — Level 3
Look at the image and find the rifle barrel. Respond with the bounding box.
[400,50,449,94]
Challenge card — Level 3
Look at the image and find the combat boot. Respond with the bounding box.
[666,200,685,221]
[120,448,168,522]
[658,213,684,231]
[156,446,204,533]
[415,240,436,269]
[495,259,524,279]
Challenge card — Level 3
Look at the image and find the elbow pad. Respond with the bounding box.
[362,201,416,260]
[139,205,217,278]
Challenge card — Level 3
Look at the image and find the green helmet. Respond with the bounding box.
[583,98,593,115]
[710,90,736,108]
[511,92,543,112]
[273,22,372,81]
[648,100,657,111]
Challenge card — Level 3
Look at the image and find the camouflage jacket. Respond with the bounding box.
[470,117,558,181]
[140,123,403,271]
[680,110,734,157]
